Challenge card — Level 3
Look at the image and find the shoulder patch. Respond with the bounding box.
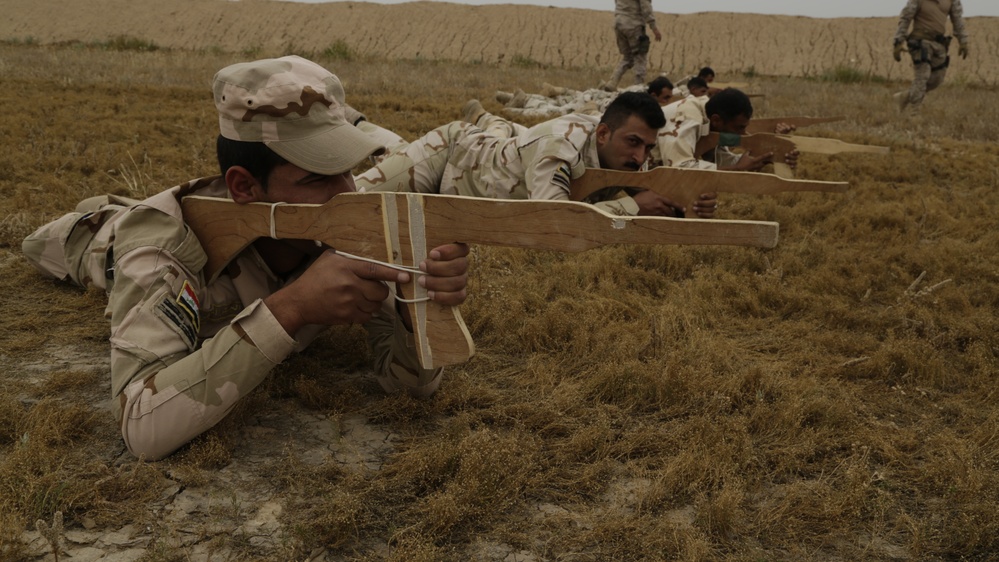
[552,161,572,192]
[155,293,198,349]
[175,281,201,333]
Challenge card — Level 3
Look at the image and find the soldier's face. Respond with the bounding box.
[709,114,751,136]
[262,163,357,204]
[596,116,658,172]
[689,85,709,98]
[653,90,673,105]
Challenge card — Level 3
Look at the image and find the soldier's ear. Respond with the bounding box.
[226,166,264,204]
[595,122,612,146]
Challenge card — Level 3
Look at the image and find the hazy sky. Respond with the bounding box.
[287,0,999,18]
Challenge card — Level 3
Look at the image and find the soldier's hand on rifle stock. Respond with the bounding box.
[691,192,719,219]
[774,122,796,135]
[784,149,800,170]
[265,251,405,336]
[417,243,470,306]
[394,242,469,333]
[632,189,685,218]
[730,151,774,172]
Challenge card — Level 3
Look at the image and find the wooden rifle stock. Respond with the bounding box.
[181,192,779,369]
[695,132,889,178]
[569,167,848,211]
[745,116,846,135]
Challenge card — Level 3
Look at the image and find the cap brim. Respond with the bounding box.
[266,122,384,176]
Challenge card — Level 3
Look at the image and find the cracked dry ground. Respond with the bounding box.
[5,328,585,562]
[12,343,401,561]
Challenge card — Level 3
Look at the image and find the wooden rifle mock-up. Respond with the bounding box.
[181,191,779,369]
[568,166,849,212]
[695,132,890,178]
[745,116,846,135]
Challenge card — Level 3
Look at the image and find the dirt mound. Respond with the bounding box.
[3,0,998,83]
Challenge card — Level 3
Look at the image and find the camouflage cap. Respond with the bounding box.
[213,55,383,175]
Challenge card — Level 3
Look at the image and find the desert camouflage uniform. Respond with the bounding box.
[651,96,740,170]
[22,178,438,461]
[354,113,641,216]
[894,0,969,110]
[356,119,407,162]
[498,84,647,120]
[606,0,660,88]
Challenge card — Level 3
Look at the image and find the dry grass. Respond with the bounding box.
[1,41,999,561]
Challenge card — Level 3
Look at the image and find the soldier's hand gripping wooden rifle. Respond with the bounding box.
[568,166,850,218]
[695,131,890,178]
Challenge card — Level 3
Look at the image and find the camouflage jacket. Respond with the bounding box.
[651,96,738,170]
[22,177,436,459]
[894,0,968,44]
[614,0,659,31]
[356,116,641,216]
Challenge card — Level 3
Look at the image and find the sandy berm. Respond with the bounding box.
[3,0,998,84]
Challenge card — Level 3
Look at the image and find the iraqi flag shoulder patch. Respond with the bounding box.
[174,281,201,334]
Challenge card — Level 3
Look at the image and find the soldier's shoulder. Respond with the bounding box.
[112,182,211,268]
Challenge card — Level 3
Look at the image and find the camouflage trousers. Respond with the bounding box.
[903,38,949,109]
[354,120,529,199]
[22,194,139,290]
[608,24,649,88]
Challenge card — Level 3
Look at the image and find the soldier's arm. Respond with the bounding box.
[526,156,642,216]
[638,0,659,33]
[950,0,969,46]
[894,0,920,43]
[657,119,715,170]
[107,209,296,461]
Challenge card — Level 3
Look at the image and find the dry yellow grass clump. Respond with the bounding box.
[1,36,998,562]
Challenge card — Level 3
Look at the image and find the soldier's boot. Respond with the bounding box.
[495,91,514,104]
[342,104,367,126]
[892,91,910,112]
[462,99,487,126]
[540,82,567,97]
[601,68,625,92]
[510,88,529,108]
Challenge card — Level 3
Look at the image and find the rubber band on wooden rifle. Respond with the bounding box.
[334,250,431,304]
[268,203,430,304]
[268,202,287,239]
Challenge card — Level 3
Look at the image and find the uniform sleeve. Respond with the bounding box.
[894,0,920,43]
[950,0,969,45]
[639,0,658,30]
[365,294,443,398]
[520,155,638,216]
[656,119,715,170]
[107,208,298,460]
[713,147,742,170]
[583,189,642,216]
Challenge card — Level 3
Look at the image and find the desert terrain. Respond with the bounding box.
[1,1,999,561]
[2,0,999,84]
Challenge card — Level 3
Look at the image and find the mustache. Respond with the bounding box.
[622,161,641,171]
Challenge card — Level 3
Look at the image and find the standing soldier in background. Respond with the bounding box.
[601,0,662,91]
[893,0,969,114]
